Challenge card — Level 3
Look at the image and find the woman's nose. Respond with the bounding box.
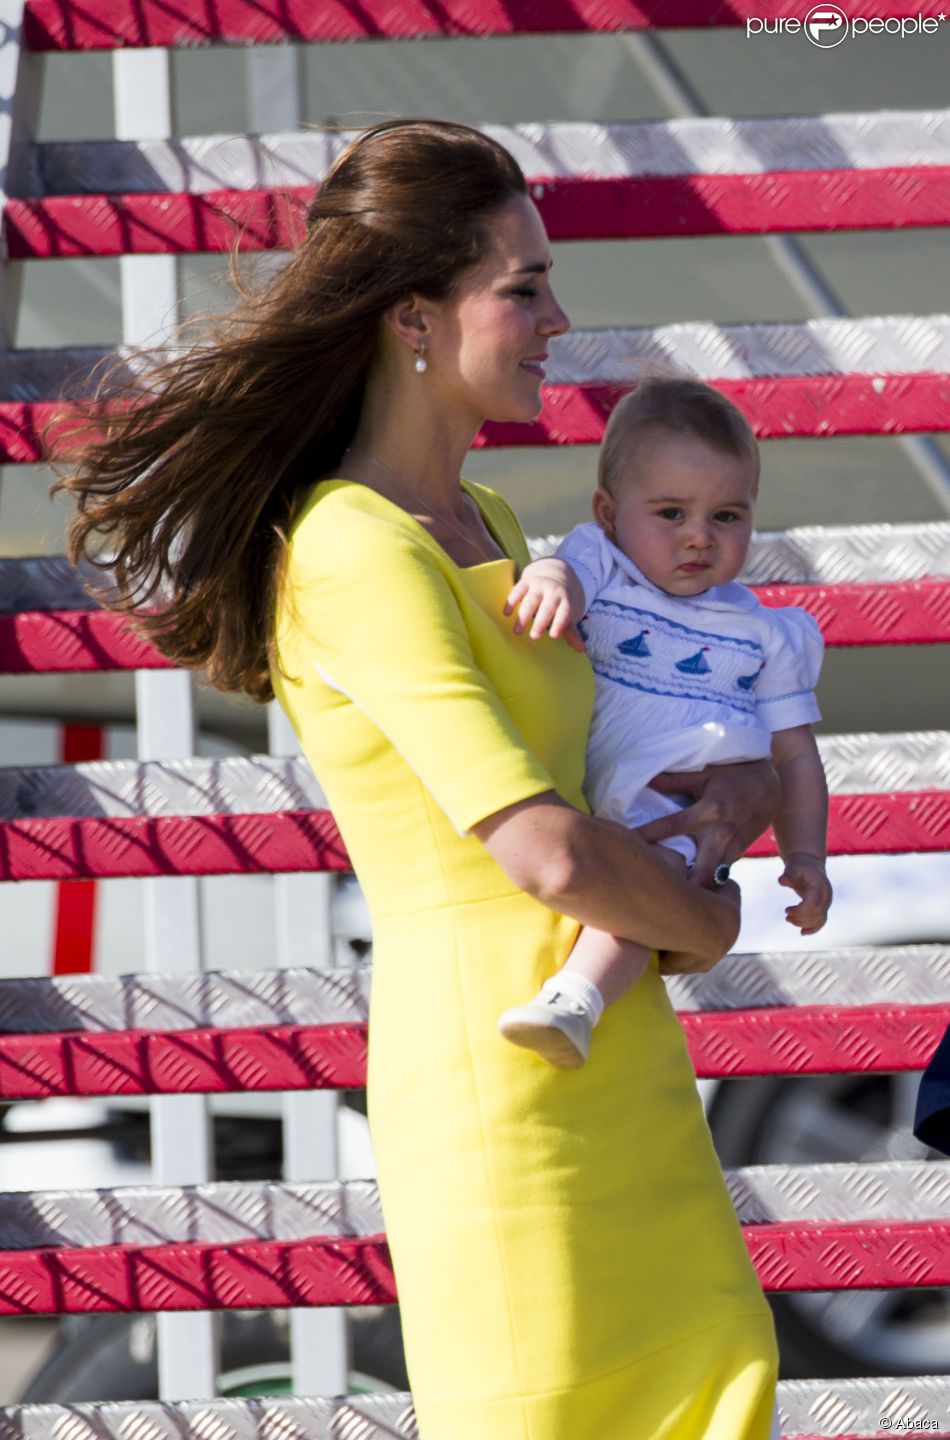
[540,288,570,336]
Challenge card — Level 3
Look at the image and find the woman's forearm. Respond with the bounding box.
[473,794,739,960]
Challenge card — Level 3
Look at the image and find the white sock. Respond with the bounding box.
[541,972,605,1027]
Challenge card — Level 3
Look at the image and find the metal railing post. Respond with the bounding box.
[114,46,219,1400]
[249,37,348,1395]
[269,701,349,1395]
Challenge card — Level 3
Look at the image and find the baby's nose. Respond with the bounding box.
[684,522,714,548]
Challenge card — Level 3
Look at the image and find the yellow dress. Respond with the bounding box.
[273,478,778,1440]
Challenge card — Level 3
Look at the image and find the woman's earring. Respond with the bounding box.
[414,343,428,374]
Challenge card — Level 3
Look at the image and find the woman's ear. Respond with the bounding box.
[382,295,431,350]
[592,487,616,540]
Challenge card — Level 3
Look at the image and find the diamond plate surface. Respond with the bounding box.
[779,1377,950,1435]
[0,1232,395,1315]
[480,374,950,445]
[0,1003,943,1097]
[5,155,950,252]
[0,1180,383,1250]
[667,944,950,1011]
[0,610,173,672]
[756,578,950,646]
[1,733,943,824]
[0,948,943,1036]
[25,112,950,196]
[0,790,943,882]
[6,522,948,613]
[0,1022,368,1099]
[682,1002,950,1078]
[0,965,369,1033]
[0,1388,944,1440]
[0,1217,947,1314]
[545,315,950,384]
[0,1382,949,1438]
[726,1163,950,1225]
[0,1396,418,1440]
[2,1164,950,1251]
[530,521,950,583]
[6,375,950,468]
[19,0,949,50]
[0,947,944,1035]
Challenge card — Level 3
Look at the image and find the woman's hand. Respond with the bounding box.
[637,760,780,887]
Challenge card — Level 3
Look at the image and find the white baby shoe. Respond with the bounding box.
[498,986,592,1068]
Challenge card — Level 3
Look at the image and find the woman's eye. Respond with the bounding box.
[512,287,537,299]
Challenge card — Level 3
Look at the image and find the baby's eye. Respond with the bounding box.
[713,510,743,523]
[656,507,683,521]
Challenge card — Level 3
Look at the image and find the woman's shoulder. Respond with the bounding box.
[289,479,431,571]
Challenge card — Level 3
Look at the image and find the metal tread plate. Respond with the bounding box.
[0,732,945,823]
[1,1163,950,1251]
[20,111,950,196]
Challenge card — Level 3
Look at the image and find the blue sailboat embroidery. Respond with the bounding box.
[675,646,711,675]
[618,629,651,658]
[737,661,765,692]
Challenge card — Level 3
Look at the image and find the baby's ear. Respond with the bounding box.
[592,487,616,538]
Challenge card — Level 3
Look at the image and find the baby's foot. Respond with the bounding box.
[498,986,592,1068]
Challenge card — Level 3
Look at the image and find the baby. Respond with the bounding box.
[498,377,832,1068]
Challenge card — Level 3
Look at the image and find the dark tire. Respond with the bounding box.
[708,1073,948,1378]
[20,1308,407,1402]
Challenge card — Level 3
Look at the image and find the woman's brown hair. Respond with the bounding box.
[54,119,527,702]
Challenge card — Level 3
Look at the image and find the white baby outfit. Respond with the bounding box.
[560,523,824,865]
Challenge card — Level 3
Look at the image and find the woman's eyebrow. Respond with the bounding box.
[512,259,553,275]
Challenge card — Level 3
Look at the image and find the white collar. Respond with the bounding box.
[601,530,760,614]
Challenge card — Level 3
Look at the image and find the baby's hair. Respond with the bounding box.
[598,376,759,496]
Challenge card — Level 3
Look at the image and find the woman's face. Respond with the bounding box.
[429,195,570,426]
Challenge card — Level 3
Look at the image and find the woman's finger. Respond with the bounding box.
[690,826,733,888]
[634,810,694,845]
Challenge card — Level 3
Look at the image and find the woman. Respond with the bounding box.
[58,120,779,1438]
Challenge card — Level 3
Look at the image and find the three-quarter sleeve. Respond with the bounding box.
[284,498,557,835]
[755,605,825,731]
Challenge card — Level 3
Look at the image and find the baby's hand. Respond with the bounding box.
[778,853,833,935]
[504,559,586,652]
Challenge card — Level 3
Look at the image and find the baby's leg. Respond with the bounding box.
[498,846,688,1069]
[561,848,688,1005]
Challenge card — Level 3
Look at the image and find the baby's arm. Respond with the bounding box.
[770,724,833,935]
[504,558,587,652]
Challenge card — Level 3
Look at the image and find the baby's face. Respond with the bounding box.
[594,434,758,598]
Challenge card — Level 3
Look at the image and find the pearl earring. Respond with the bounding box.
[414,343,427,374]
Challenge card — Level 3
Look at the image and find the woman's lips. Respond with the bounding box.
[520,359,547,378]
